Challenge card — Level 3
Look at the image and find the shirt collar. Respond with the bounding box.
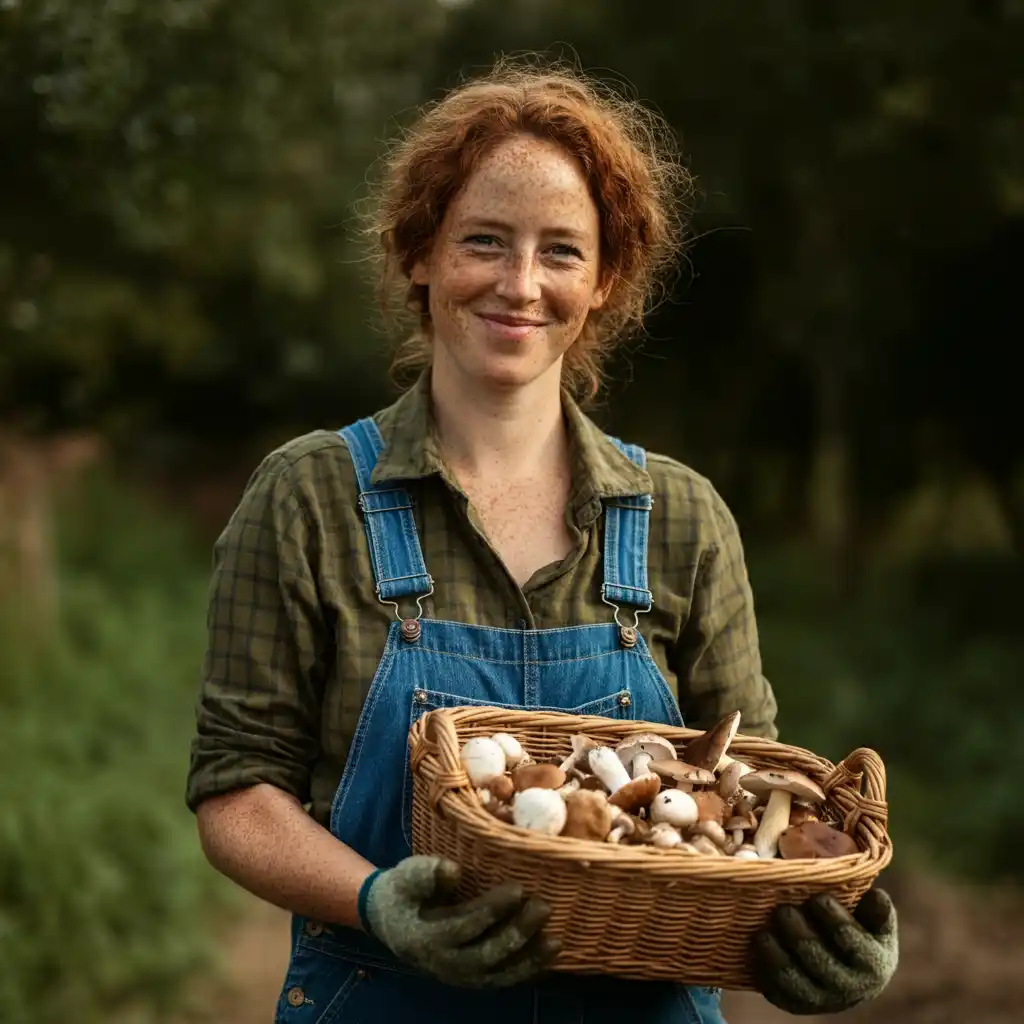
[370,371,653,525]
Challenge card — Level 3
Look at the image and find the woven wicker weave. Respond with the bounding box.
[408,705,892,989]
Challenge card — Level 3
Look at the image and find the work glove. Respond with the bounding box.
[750,888,899,1015]
[358,854,561,988]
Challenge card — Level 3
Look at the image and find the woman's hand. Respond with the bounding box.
[361,855,561,988]
[750,888,899,1015]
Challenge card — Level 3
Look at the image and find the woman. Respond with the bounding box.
[186,61,898,1023]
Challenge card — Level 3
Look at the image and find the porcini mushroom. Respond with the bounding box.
[778,820,859,859]
[511,788,567,835]
[741,769,826,859]
[688,819,730,852]
[648,823,684,849]
[649,760,716,792]
[561,789,615,841]
[460,736,508,787]
[614,733,677,778]
[559,734,600,775]
[511,763,567,792]
[490,732,525,769]
[717,760,755,801]
[648,789,699,829]
[691,790,729,826]
[587,747,661,813]
[681,711,742,772]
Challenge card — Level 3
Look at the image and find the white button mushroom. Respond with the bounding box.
[648,789,699,829]
[490,732,525,769]
[460,736,509,788]
[511,788,567,835]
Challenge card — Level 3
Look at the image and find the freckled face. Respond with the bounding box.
[411,134,608,392]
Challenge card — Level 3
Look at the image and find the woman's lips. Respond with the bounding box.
[476,313,547,341]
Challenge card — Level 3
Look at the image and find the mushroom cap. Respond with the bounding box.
[561,789,615,841]
[511,788,567,834]
[681,711,742,772]
[649,760,716,788]
[717,759,755,800]
[511,763,567,792]
[614,732,677,771]
[607,772,662,813]
[733,844,760,860]
[460,736,508,787]
[726,812,757,833]
[740,768,826,804]
[691,790,729,826]
[484,774,515,803]
[779,820,859,859]
[490,732,525,769]
[648,788,699,828]
[689,819,730,849]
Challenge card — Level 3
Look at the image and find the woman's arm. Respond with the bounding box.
[196,783,374,928]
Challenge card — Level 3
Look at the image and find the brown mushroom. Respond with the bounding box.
[681,711,742,772]
[614,732,677,778]
[717,759,755,801]
[789,802,820,828]
[691,790,729,826]
[561,789,615,841]
[588,747,662,813]
[484,774,515,803]
[512,763,567,792]
[741,769,826,859]
[649,759,716,791]
[778,820,859,859]
[559,734,600,775]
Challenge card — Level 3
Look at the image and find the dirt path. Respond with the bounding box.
[179,867,1024,1023]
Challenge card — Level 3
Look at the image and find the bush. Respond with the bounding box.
[0,470,233,1024]
[750,546,1024,884]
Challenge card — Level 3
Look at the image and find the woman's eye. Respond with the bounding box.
[464,234,500,246]
[549,244,584,259]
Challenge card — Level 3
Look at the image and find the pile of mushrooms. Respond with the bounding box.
[458,712,859,861]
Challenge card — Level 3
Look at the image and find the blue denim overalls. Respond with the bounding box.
[274,417,727,1024]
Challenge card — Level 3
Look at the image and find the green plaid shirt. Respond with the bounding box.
[186,373,778,827]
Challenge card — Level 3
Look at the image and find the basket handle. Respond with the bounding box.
[409,709,473,813]
[822,746,889,839]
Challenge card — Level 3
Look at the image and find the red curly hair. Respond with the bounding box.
[367,57,694,402]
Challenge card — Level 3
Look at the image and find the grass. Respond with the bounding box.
[0,471,235,1024]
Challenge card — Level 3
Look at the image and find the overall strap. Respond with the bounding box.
[601,437,654,615]
[338,418,433,604]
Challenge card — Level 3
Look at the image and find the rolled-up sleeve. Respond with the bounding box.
[673,487,779,740]
[186,452,329,811]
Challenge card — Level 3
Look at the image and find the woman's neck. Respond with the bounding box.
[429,359,569,482]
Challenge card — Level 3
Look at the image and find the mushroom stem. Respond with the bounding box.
[588,747,633,793]
[753,789,793,858]
[631,751,655,777]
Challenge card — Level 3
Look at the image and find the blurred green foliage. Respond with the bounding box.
[0,473,232,1024]
[751,546,1024,883]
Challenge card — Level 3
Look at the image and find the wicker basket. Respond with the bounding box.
[408,706,892,990]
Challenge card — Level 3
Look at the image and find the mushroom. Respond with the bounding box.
[733,844,760,860]
[648,823,684,849]
[789,802,820,828]
[614,733,677,778]
[649,760,716,792]
[688,819,730,852]
[717,760,755,801]
[689,834,726,856]
[587,747,661,813]
[725,812,757,848]
[512,763,567,792]
[778,820,859,859]
[607,811,650,844]
[557,777,581,799]
[482,774,515,803]
[691,790,729,826]
[648,789,699,829]
[460,737,508,788]
[490,732,526,769]
[477,788,515,824]
[561,789,615,841]
[681,711,741,773]
[559,734,600,775]
[511,788,567,835]
[741,769,826,859]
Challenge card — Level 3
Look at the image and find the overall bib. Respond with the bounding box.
[274,418,728,1024]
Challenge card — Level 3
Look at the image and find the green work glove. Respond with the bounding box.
[357,855,561,988]
[750,888,899,1015]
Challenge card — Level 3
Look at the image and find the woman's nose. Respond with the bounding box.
[494,250,542,304]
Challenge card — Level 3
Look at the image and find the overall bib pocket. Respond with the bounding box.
[400,687,635,852]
